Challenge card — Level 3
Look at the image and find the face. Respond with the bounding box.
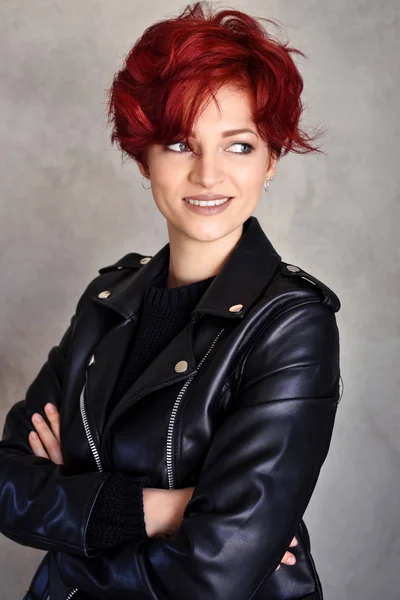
[138,84,277,244]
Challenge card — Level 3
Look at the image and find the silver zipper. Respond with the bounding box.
[63,331,224,598]
[166,328,225,489]
[64,356,100,599]
[79,368,103,472]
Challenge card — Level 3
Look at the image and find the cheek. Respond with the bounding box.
[153,188,180,210]
[154,175,188,205]
[149,186,185,222]
[153,164,183,191]
[235,175,264,200]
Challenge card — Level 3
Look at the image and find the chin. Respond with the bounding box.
[180,217,244,244]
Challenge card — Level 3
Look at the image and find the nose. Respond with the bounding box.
[189,151,226,189]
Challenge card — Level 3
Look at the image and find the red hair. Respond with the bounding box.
[105,1,324,174]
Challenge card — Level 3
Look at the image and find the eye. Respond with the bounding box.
[164,141,190,153]
[228,142,255,155]
[164,141,255,154]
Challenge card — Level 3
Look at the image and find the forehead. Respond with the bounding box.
[190,86,255,135]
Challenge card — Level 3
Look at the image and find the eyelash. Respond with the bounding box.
[164,141,255,155]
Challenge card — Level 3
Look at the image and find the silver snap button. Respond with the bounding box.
[229,304,243,313]
[175,360,188,373]
[98,290,111,298]
[117,266,123,270]
[286,265,300,273]
[140,257,151,264]
[88,354,95,366]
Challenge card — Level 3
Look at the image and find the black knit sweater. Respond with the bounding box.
[85,263,215,550]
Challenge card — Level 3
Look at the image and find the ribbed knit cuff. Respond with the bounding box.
[86,472,151,550]
[120,473,151,543]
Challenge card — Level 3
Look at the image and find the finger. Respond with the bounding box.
[281,551,296,565]
[289,536,298,547]
[31,413,63,464]
[28,431,50,460]
[44,403,61,443]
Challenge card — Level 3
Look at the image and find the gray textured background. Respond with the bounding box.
[1,1,399,598]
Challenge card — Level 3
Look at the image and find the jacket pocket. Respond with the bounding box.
[250,520,323,600]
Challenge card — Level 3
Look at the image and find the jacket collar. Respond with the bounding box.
[92,215,282,321]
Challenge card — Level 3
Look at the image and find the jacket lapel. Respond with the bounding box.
[84,216,282,453]
[86,313,199,450]
[91,216,282,322]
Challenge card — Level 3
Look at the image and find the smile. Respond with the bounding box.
[183,197,232,206]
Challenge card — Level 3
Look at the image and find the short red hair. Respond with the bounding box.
[106,1,324,173]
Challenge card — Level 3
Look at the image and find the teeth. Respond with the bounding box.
[184,197,230,206]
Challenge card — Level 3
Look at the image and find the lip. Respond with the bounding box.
[183,196,234,216]
[183,193,232,200]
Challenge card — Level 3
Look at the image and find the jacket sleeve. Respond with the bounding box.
[55,300,341,599]
[0,310,148,557]
[86,471,150,550]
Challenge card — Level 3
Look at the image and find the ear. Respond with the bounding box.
[266,153,279,179]
[137,162,148,178]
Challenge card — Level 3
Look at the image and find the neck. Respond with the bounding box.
[165,221,243,288]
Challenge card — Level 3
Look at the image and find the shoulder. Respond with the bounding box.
[235,259,342,391]
[267,260,341,314]
[73,251,152,312]
[97,252,153,274]
[240,262,342,400]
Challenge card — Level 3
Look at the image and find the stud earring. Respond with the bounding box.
[264,172,277,192]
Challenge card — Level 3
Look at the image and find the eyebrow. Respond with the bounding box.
[221,128,258,138]
[189,128,258,139]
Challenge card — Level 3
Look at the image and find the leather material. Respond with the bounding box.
[0,216,341,599]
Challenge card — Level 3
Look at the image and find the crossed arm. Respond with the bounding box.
[28,402,298,568]
[1,300,337,599]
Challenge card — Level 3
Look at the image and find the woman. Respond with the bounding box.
[0,2,341,599]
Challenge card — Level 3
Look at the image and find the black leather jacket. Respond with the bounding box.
[0,216,341,600]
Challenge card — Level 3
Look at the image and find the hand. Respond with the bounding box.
[143,487,193,537]
[28,403,64,465]
[276,536,298,569]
